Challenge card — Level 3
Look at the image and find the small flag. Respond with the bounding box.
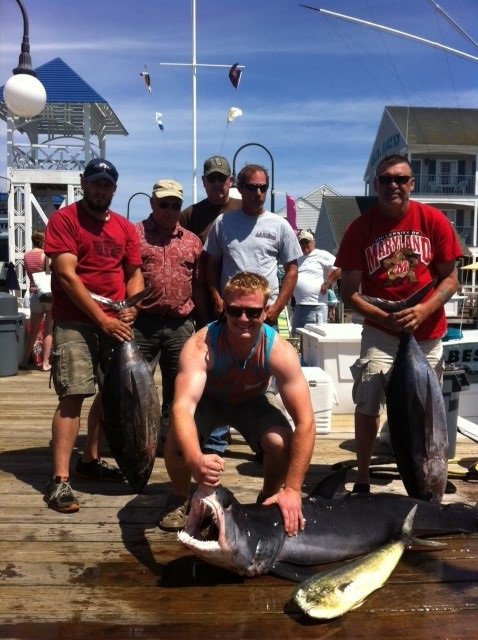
[227,107,243,123]
[155,112,164,131]
[286,195,297,231]
[140,68,152,93]
[228,63,242,89]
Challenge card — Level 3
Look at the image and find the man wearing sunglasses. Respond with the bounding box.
[159,272,315,536]
[205,163,302,328]
[180,156,241,245]
[180,155,242,457]
[134,180,204,455]
[335,154,462,494]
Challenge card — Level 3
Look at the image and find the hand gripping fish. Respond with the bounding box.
[292,505,443,619]
[92,288,161,492]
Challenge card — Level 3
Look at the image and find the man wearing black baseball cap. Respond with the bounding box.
[43,157,144,513]
[82,158,119,186]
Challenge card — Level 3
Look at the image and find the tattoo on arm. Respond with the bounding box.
[436,285,454,304]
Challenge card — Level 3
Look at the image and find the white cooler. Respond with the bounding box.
[269,366,336,434]
[297,323,362,414]
[302,366,337,434]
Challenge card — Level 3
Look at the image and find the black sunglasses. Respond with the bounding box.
[158,201,181,210]
[206,173,228,184]
[225,305,264,319]
[241,183,268,193]
[377,175,412,186]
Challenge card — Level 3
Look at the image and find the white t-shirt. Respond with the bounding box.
[294,248,336,305]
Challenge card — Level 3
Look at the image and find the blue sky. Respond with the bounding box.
[1,0,478,221]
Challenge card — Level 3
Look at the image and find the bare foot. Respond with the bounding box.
[42,364,52,372]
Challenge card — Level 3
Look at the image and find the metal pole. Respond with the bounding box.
[12,0,37,76]
[191,0,197,203]
[232,143,275,212]
[126,192,149,220]
[304,6,478,63]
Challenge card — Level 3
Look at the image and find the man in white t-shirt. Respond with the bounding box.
[292,230,341,335]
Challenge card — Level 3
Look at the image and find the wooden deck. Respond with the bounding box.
[1,367,478,639]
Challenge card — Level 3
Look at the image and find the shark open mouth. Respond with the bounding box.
[178,493,224,552]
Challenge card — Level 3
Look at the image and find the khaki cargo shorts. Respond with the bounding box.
[51,322,117,398]
[350,325,443,417]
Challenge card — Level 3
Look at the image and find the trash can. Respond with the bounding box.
[442,365,471,459]
[0,292,22,377]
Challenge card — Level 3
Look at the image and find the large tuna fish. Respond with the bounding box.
[102,339,160,492]
[178,485,477,578]
[92,289,161,492]
[385,331,448,502]
[359,278,448,501]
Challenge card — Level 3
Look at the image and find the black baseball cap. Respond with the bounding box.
[83,158,118,185]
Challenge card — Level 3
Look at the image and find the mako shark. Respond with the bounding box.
[178,485,477,579]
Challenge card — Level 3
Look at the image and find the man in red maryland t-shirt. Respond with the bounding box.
[335,154,462,493]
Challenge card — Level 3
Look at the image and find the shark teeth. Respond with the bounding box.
[178,531,221,551]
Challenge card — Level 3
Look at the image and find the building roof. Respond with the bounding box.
[0,57,127,136]
[386,106,478,147]
[319,195,377,253]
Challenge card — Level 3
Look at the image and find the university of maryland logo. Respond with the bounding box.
[365,231,432,284]
[381,249,419,285]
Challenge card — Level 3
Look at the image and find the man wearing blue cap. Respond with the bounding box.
[43,158,144,513]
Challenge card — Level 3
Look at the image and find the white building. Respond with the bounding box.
[0,57,127,290]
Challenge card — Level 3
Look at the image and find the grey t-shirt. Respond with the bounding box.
[204,209,302,302]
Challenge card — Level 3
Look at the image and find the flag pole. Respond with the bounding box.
[159,0,244,203]
[192,0,197,203]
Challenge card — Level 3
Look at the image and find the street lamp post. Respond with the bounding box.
[126,192,150,220]
[232,143,275,212]
[3,0,46,118]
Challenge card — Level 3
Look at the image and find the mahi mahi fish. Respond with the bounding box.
[359,278,448,502]
[178,485,477,578]
[92,288,161,492]
[292,505,441,619]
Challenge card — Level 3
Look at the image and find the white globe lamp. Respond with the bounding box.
[3,72,46,118]
[3,0,47,118]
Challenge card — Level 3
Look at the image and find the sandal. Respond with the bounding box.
[158,495,189,532]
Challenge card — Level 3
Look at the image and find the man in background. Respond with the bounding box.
[205,163,301,328]
[134,179,203,455]
[180,155,242,455]
[292,229,341,335]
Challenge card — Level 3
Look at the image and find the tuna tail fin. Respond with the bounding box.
[122,286,151,309]
[90,286,151,312]
[358,277,438,312]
